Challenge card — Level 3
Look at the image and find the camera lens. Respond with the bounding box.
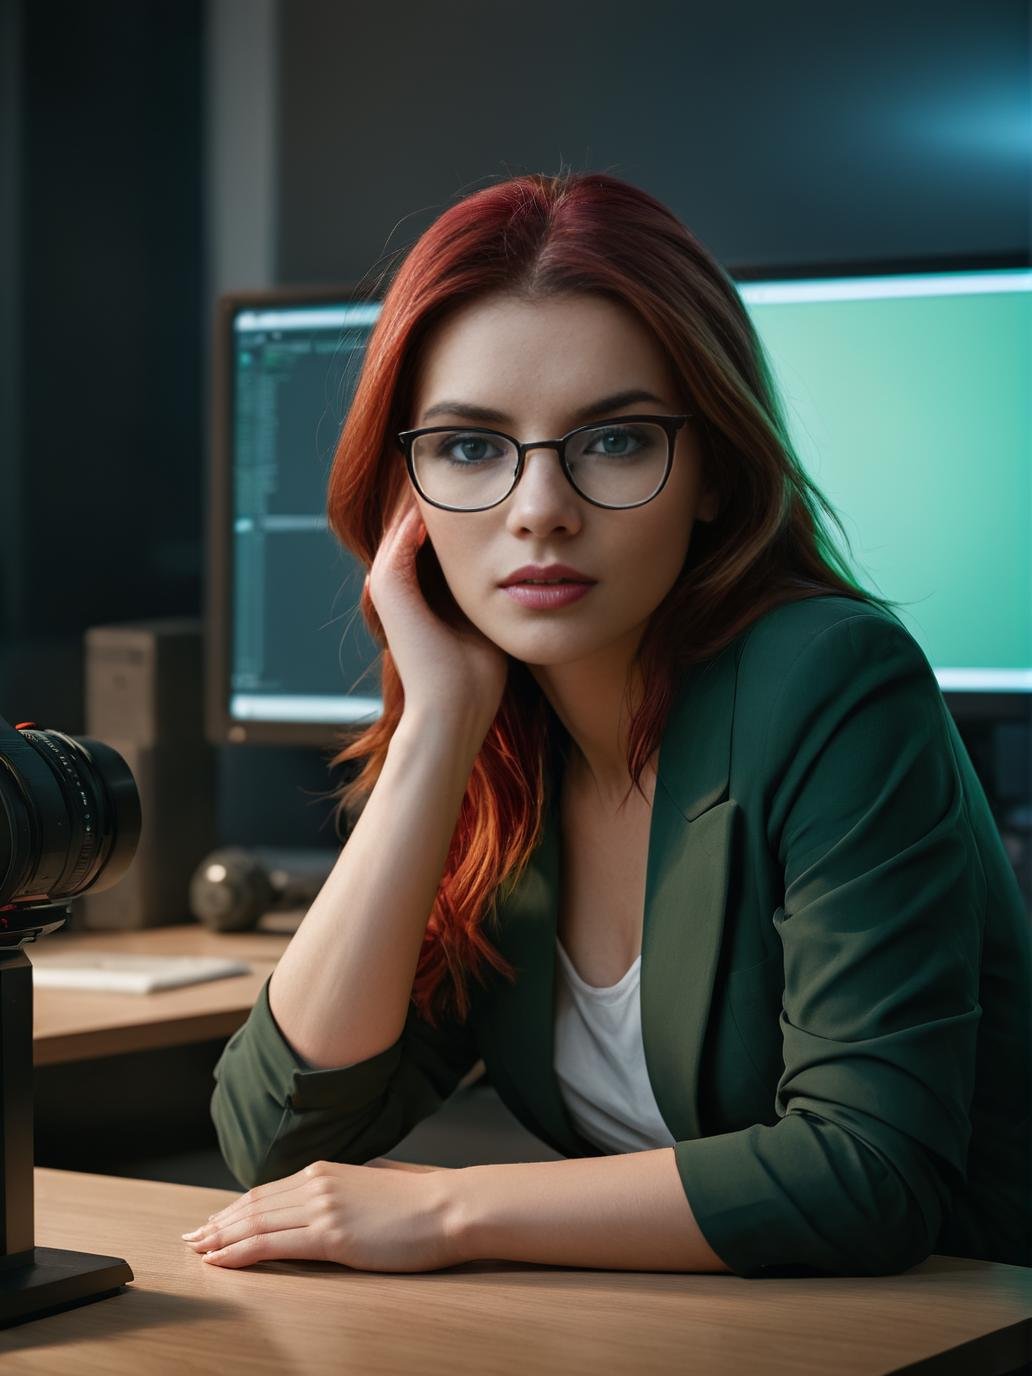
[0,718,141,910]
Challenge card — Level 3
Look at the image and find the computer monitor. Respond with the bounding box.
[206,286,385,747]
[735,253,1030,725]
[205,261,1030,748]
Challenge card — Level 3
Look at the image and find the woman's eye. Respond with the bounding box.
[586,427,645,456]
[438,434,501,464]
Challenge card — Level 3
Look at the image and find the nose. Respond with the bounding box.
[503,444,583,529]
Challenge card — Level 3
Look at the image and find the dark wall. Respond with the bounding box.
[3,0,1029,866]
[1,0,204,727]
[274,0,1028,283]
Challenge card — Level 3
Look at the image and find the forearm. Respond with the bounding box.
[446,1148,734,1273]
[268,711,482,1069]
[367,1158,457,1172]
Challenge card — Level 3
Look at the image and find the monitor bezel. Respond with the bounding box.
[206,258,1030,748]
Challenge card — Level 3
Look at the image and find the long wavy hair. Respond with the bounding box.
[321,169,908,1029]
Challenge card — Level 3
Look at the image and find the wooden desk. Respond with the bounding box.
[0,1169,1028,1374]
[27,924,490,1177]
[31,922,486,1086]
[26,925,298,1176]
[31,924,292,1065]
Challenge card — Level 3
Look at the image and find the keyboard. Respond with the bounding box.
[30,952,253,994]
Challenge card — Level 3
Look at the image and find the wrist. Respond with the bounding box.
[393,710,488,765]
[436,1164,488,1265]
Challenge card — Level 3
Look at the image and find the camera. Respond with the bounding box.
[0,713,142,945]
[0,711,142,1326]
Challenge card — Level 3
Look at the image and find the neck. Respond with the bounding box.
[530,638,653,809]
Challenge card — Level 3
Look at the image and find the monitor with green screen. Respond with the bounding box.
[740,267,1031,695]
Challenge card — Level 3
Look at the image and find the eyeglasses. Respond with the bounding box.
[395,413,692,512]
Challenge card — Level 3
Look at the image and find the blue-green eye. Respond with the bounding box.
[434,433,504,465]
[584,426,647,457]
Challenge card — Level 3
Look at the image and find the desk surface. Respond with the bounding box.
[31,925,292,1065]
[0,1169,1028,1375]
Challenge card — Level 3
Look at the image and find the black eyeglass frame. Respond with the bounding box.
[395,413,693,512]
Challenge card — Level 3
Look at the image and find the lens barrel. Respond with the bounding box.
[0,715,142,912]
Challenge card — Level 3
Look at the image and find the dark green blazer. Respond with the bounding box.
[210,594,1031,1278]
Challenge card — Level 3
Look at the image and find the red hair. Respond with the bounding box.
[320,169,907,1029]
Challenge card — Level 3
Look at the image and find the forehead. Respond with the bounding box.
[410,293,679,412]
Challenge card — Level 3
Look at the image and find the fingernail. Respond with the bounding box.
[182,1228,202,1238]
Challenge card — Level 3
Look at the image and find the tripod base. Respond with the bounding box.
[0,1247,134,1328]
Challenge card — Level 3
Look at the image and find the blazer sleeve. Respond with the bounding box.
[673,612,984,1278]
[210,973,480,1189]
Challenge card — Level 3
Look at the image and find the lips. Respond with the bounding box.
[500,562,595,587]
[502,581,594,609]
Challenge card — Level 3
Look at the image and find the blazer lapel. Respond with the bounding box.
[479,641,741,1155]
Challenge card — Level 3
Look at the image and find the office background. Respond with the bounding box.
[2,0,1028,859]
[0,0,1029,1203]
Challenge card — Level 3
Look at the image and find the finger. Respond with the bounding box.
[386,490,419,537]
[189,1199,304,1245]
[397,497,424,536]
[372,504,419,576]
[391,505,423,550]
[202,1169,312,1227]
[375,512,424,590]
[203,1186,303,1234]
[187,1202,308,1255]
[201,1226,323,1269]
[201,1158,359,1231]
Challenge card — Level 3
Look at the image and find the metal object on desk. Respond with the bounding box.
[189,845,338,932]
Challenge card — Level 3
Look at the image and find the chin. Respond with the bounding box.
[502,627,606,664]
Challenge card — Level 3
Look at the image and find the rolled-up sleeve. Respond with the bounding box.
[211,973,480,1189]
[673,613,984,1278]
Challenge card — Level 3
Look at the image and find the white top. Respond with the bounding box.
[553,935,677,1154]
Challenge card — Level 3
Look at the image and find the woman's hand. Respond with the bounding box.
[365,486,509,736]
[181,1158,467,1273]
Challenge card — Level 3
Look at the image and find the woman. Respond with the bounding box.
[195,171,1030,1279]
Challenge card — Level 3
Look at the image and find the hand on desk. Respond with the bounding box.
[181,1157,465,1273]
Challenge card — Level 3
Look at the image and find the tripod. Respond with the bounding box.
[0,903,133,1328]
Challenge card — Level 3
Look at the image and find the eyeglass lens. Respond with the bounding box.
[409,421,670,510]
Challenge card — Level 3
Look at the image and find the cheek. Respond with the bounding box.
[421,524,485,601]
[618,514,691,586]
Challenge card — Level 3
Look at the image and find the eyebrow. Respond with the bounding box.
[418,388,668,428]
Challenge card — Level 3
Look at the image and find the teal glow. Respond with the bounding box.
[742,268,1031,685]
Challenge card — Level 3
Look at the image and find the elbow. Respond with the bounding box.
[882,1182,946,1276]
[850,1154,950,1277]
[783,1123,951,1276]
[860,1226,936,1278]
[209,1073,411,1189]
[674,1116,952,1278]
[209,1079,289,1192]
[763,1180,941,1279]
